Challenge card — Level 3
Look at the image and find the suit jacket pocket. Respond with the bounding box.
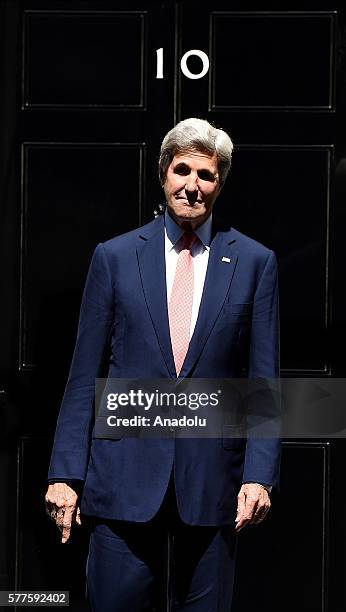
[91,422,122,442]
[228,302,253,318]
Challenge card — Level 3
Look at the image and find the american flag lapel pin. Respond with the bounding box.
[221,256,231,263]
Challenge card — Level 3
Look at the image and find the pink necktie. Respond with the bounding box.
[168,232,196,376]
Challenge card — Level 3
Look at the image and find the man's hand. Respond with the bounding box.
[235,483,271,532]
[45,483,81,543]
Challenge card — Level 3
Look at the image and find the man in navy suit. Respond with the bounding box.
[45,118,280,611]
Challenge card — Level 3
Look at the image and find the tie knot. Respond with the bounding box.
[180,232,196,252]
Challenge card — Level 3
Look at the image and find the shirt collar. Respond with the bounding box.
[164,209,212,251]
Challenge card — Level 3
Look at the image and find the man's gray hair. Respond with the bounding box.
[159,117,234,188]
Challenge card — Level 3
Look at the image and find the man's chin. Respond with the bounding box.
[166,206,211,228]
[176,212,210,229]
[176,207,206,219]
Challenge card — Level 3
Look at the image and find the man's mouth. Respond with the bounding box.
[175,196,203,204]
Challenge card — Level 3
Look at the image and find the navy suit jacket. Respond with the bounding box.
[48,214,281,526]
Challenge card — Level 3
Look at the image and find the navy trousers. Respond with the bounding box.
[86,472,237,611]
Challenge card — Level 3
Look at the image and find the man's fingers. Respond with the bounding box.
[61,507,75,543]
[235,490,255,531]
[55,507,65,529]
[51,504,80,543]
[235,505,258,531]
[249,489,271,524]
[235,517,250,532]
[236,490,246,518]
[252,501,271,524]
[74,507,82,526]
[44,484,80,541]
[238,496,258,520]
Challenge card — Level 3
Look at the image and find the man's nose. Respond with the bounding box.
[185,174,198,192]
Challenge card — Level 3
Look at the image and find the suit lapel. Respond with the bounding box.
[179,228,238,378]
[136,216,176,378]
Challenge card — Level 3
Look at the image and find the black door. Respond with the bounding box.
[1,1,345,610]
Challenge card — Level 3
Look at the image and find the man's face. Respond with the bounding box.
[163,150,221,229]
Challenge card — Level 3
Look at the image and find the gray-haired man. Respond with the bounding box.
[46,118,280,611]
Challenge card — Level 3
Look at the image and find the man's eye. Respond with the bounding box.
[198,171,215,181]
[174,165,189,175]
